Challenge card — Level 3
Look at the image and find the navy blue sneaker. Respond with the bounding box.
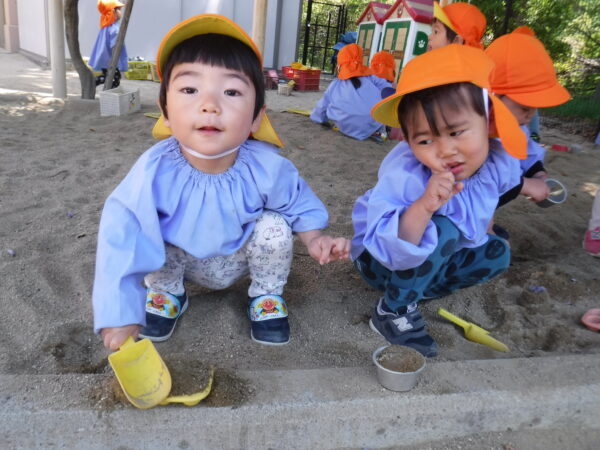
[370,297,438,357]
[248,294,290,345]
[139,289,188,342]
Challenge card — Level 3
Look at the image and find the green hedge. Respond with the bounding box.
[543,96,600,120]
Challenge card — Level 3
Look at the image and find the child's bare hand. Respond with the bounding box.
[101,324,140,351]
[306,234,351,265]
[522,177,550,202]
[420,171,463,212]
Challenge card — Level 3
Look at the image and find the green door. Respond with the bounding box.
[357,23,376,65]
[381,20,411,82]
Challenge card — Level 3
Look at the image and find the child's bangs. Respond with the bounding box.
[398,82,485,138]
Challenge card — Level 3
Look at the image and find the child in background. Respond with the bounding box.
[93,14,350,351]
[486,31,571,210]
[310,44,391,141]
[370,50,396,83]
[429,1,486,50]
[351,45,526,357]
[584,188,600,257]
[89,0,128,88]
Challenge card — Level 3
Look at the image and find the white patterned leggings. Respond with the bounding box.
[144,211,294,298]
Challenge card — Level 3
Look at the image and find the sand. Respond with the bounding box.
[1,56,599,410]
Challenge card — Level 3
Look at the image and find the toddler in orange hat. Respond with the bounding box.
[310,44,392,141]
[486,31,571,215]
[429,1,487,50]
[350,45,525,357]
[89,1,128,88]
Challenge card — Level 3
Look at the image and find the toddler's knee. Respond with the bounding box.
[486,236,511,274]
[252,211,293,248]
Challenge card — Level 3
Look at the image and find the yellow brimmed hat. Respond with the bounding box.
[371,44,527,159]
[152,14,283,148]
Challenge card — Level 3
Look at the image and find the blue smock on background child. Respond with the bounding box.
[310,44,390,141]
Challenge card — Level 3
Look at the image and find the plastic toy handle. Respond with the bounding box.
[160,367,215,407]
[437,308,469,330]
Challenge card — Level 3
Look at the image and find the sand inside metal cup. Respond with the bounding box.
[372,345,426,392]
[536,178,567,208]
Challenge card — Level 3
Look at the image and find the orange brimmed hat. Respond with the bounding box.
[337,44,373,80]
[433,1,486,49]
[151,14,283,147]
[98,0,125,28]
[486,32,570,108]
[370,51,396,82]
[371,44,527,159]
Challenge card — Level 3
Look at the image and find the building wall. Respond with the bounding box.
[16,0,47,58]
[12,0,301,70]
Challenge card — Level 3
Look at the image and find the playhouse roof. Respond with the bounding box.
[356,2,392,25]
[382,0,433,24]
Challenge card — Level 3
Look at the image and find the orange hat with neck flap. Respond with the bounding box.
[370,51,396,82]
[371,44,527,159]
[337,44,373,80]
[98,0,124,28]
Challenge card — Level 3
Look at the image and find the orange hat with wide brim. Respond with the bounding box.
[98,0,124,28]
[370,50,396,82]
[433,1,486,49]
[337,44,373,80]
[152,14,283,148]
[371,44,527,159]
[486,32,570,108]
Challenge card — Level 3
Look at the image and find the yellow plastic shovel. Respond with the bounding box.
[108,337,215,409]
[108,336,172,409]
[437,308,509,352]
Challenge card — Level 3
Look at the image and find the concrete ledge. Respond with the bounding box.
[2,354,599,448]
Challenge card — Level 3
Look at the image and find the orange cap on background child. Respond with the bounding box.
[98,0,125,28]
[337,44,373,80]
[370,51,396,82]
[485,32,571,108]
[151,14,283,147]
[371,44,527,159]
[433,1,486,49]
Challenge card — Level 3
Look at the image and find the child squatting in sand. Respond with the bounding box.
[92,14,350,351]
[351,45,527,357]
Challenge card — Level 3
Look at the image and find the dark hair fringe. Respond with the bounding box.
[158,34,265,120]
[398,82,486,139]
[350,77,362,89]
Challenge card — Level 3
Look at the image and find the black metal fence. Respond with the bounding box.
[298,0,354,74]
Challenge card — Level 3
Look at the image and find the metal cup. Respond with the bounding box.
[372,345,426,392]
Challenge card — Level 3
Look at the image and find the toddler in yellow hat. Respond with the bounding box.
[93,14,350,351]
[351,45,526,357]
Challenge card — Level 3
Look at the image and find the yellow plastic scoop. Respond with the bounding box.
[108,336,172,409]
[437,308,509,352]
[108,337,215,409]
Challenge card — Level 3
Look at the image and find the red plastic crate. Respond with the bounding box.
[295,79,320,91]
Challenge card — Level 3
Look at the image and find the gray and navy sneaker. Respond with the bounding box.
[370,297,438,357]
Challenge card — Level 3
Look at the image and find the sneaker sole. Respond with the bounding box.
[250,330,290,346]
[138,298,189,342]
[369,319,385,338]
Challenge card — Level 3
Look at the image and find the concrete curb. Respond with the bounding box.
[2,354,599,448]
